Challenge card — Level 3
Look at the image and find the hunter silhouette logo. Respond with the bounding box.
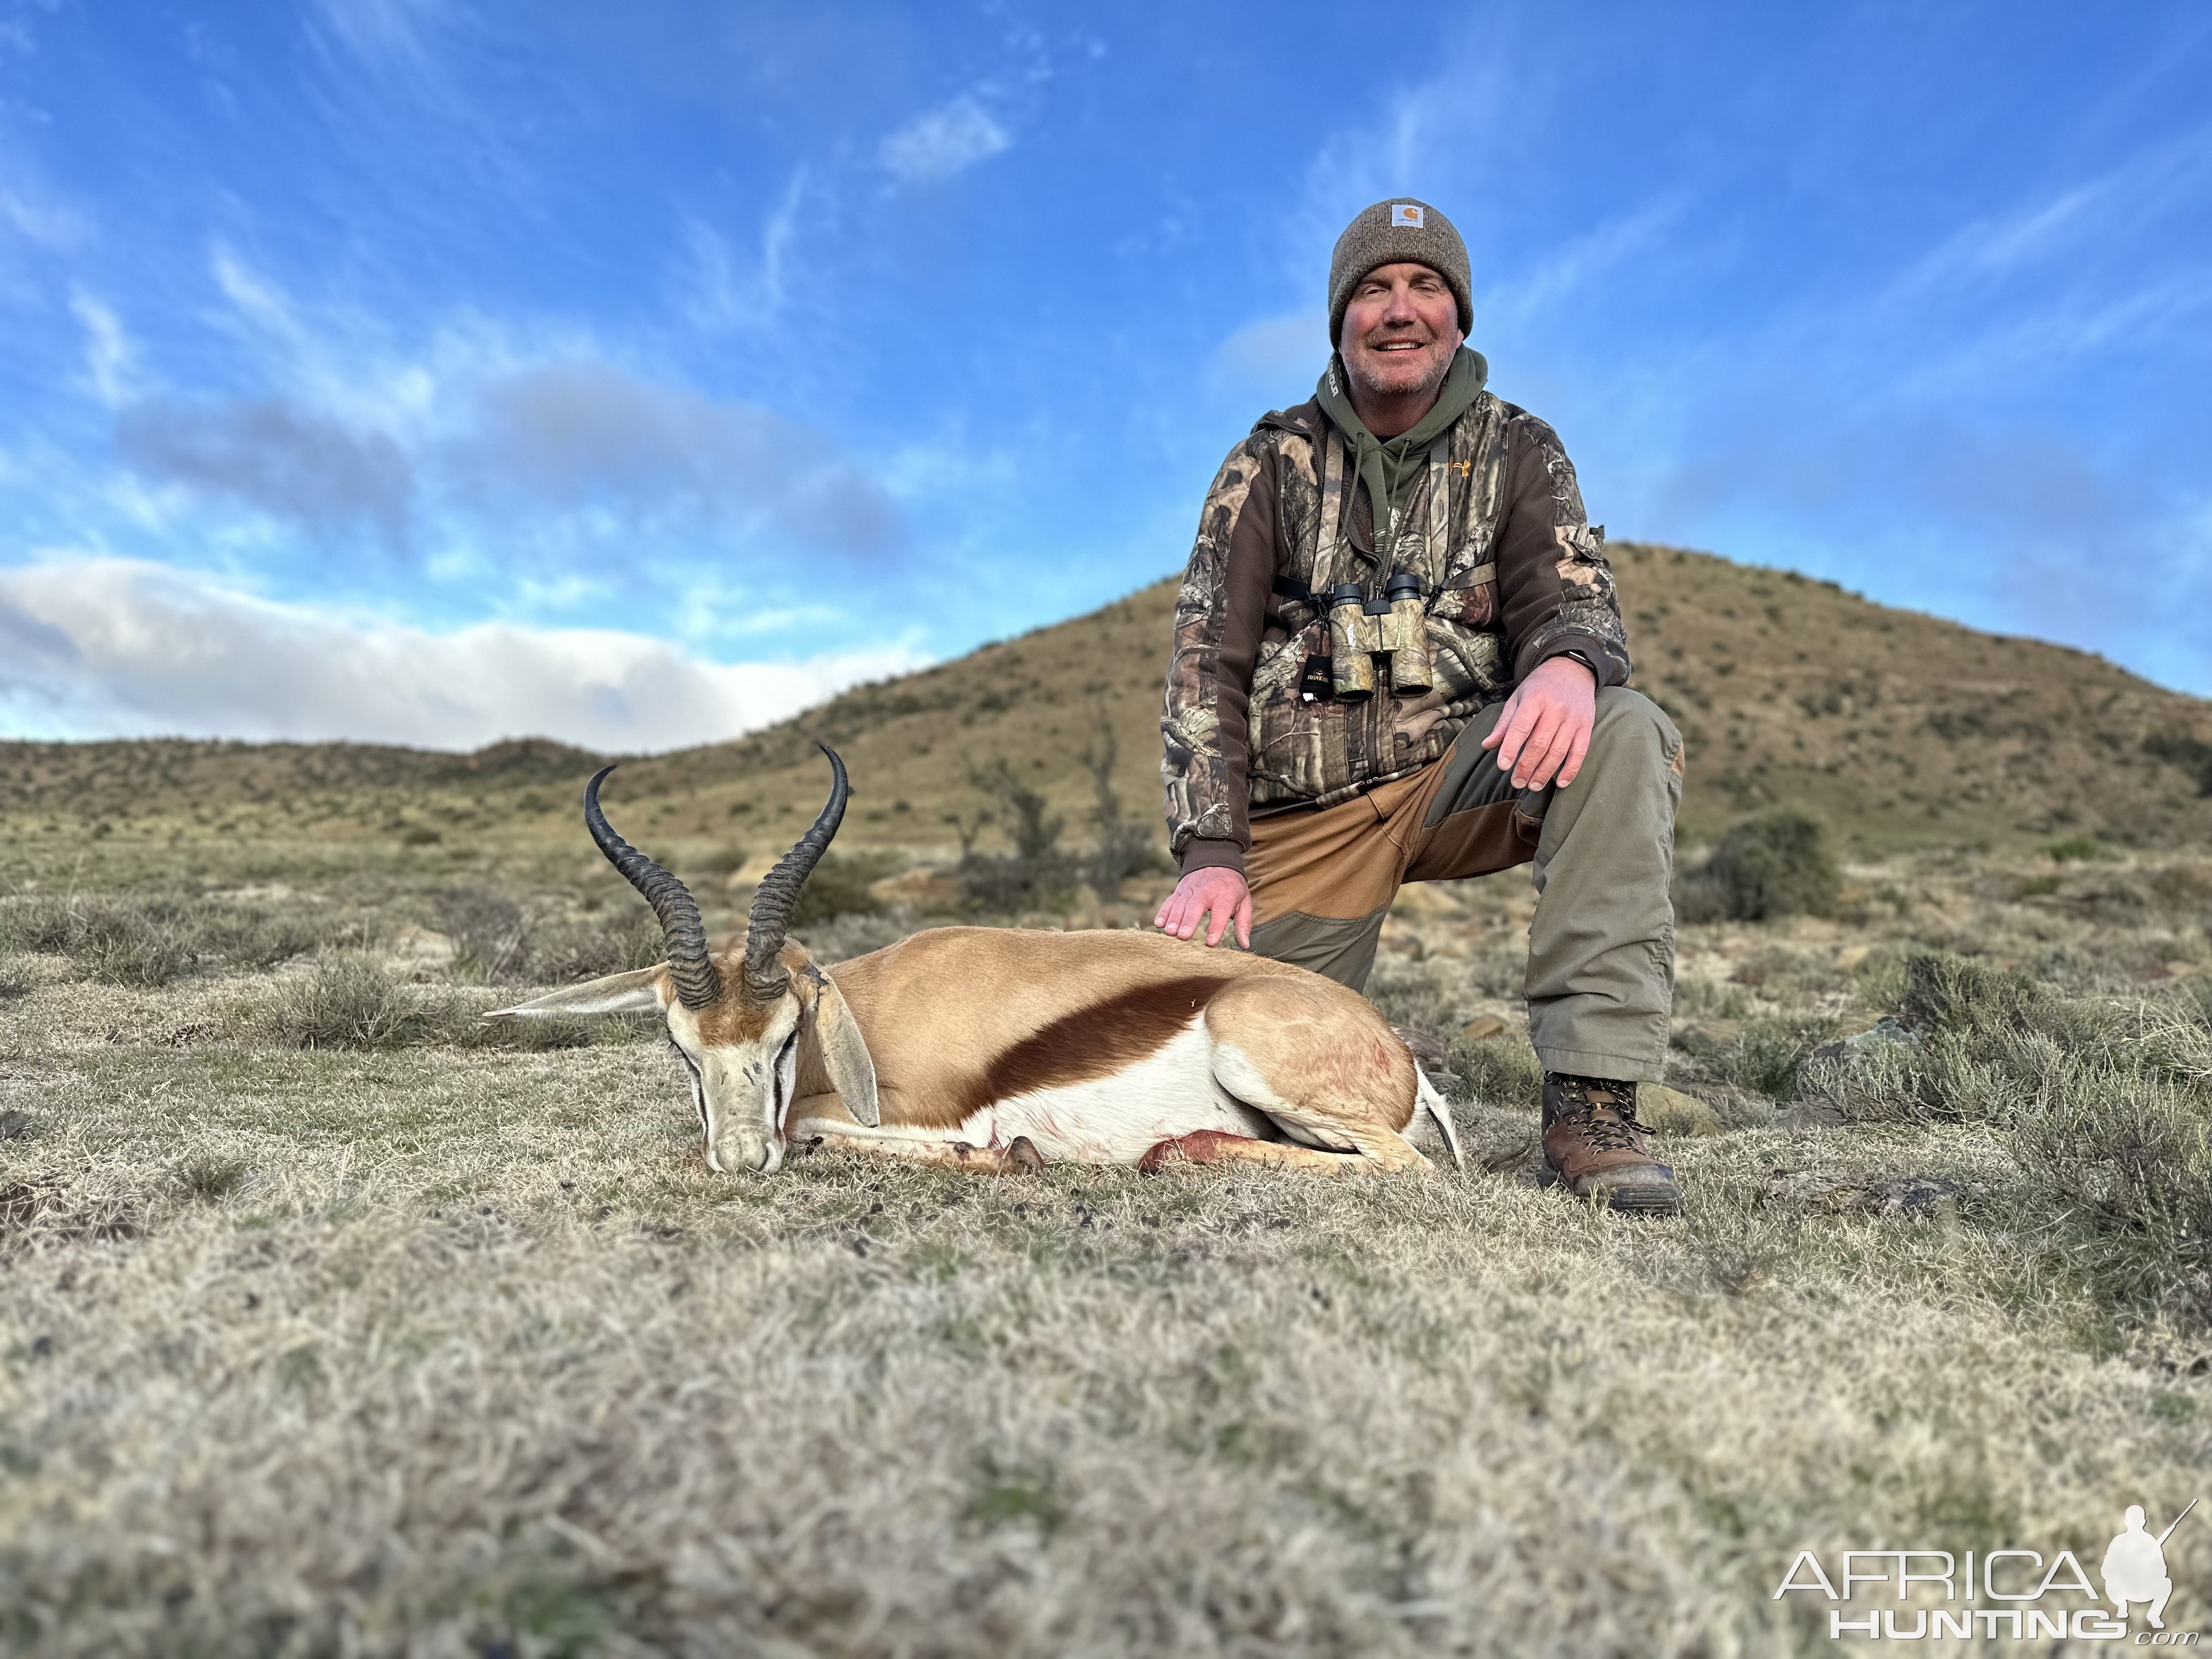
[1391,202,1425,228]
[2106,1500,2194,1629]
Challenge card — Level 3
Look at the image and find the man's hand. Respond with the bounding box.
[1481,654,1598,790]
[1154,867,1252,949]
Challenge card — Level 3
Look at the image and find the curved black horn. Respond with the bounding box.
[583,765,721,1010]
[742,743,848,1002]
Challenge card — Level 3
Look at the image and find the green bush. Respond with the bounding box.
[1709,1014,1841,1099]
[1677,812,1839,923]
[437,889,664,985]
[262,953,435,1049]
[70,904,195,988]
[788,853,895,929]
[2045,836,2111,862]
[0,894,341,986]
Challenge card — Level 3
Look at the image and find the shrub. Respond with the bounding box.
[955,761,1075,915]
[70,904,195,988]
[174,1157,249,1202]
[437,891,662,986]
[526,912,664,982]
[437,890,532,983]
[262,953,436,1049]
[0,894,343,985]
[1708,1014,1841,1099]
[788,854,895,929]
[1677,812,1839,923]
[2046,836,2111,862]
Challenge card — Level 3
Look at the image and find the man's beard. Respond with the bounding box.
[1346,339,1451,400]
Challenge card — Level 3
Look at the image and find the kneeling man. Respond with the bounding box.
[1156,198,1686,1214]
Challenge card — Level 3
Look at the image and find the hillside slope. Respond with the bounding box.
[5,543,2209,860]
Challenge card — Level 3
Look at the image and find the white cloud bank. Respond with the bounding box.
[0,558,928,753]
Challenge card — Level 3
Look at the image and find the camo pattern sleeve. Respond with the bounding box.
[1494,415,1632,687]
[1161,436,1278,871]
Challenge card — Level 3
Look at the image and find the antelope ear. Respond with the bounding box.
[486,966,668,1018]
[805,975,879,1128]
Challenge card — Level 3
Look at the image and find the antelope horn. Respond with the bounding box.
[742,743,848,1002]
[583,765,721,1011]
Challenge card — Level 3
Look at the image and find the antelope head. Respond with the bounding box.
[489,744,878,1173]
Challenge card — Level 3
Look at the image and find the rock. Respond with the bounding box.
[1458,1014,1508,1042]
[1769,1169,1962,1216]
[1640,1085,1723,1137]
[1776,1099,1847,1128]
[1672,1019,1742,1059]
[1804,1015,1921,1069]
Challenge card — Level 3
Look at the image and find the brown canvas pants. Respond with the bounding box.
[1246,687,1684,1081]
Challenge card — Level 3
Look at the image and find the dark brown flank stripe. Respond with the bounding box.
[960,976,1237,1117]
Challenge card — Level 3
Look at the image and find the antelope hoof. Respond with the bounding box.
[1005,1136,1046,1172]
[1138,1130,1255,1172]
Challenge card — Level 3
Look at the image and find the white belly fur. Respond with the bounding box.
[788,1015,1276,1164]
[969,1014,1272,1161]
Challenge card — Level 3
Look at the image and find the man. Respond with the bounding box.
[2101,1505,2176,1629]
[1154,198,1686,1215]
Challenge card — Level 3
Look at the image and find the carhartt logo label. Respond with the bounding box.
[1774,1499,2200,1641]
[1391,203,1424,228]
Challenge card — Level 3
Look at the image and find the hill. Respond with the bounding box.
[4,541,2210,862]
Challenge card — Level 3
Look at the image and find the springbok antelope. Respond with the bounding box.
[490,747,1461,1177]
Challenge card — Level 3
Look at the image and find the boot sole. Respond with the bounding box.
[1539,1156,1685,1217]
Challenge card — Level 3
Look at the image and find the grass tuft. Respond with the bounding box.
[260,952,436,1049]
[173,1156,249,1202]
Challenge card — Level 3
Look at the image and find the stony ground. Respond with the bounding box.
[2,838,2208,1656]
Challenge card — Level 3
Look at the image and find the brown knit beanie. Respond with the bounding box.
[1327,199,1472,346]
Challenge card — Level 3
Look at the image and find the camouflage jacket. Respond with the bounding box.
[1161,392,1631,876]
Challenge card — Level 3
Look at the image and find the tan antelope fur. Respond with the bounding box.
[490,747,1462,1177]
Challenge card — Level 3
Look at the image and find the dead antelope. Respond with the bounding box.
[490,747,1460,1177]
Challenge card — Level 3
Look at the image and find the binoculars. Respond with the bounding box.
[1326,573,1431,700]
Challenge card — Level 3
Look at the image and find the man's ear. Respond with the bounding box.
[486,965,667,1018]
[804,974,879,1128]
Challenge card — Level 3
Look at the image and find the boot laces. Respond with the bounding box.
[1553,1082,1651,1151]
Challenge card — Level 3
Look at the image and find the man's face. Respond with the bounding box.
[1339,262,1463,402]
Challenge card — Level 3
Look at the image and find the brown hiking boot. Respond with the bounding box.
[1539,1074,1683,1216]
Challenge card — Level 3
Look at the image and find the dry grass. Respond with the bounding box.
[4,838,2211,1656]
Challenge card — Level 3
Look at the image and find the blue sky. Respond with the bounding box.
[1,0,2207,749]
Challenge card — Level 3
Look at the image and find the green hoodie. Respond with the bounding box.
[1315,345,1488,555]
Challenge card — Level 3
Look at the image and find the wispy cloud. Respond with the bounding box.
[0,558,930,751]
[104,247,912,570]
[679,171,809,332]
[880,94,1011,188]
[67,289,133,406]
[311,0,453,78]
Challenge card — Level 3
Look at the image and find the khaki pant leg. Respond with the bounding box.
[1245,776,1423,992]
[1523,689,1683,1080]
[1407,690,1683,1080]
